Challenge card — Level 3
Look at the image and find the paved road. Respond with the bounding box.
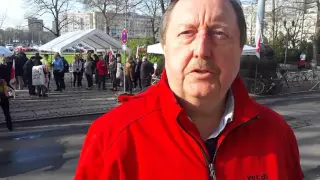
[0,115,99,180]
[0,73,120,123]
[0,93,320,179]
[257,92,320,180]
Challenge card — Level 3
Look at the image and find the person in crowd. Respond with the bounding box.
[32,56,47,97]
[72,55,83,88]
[124,56,134,94]
[140,56,154,89]
[298,52,306,71]
[15,52,27,90]
[23,56,36,95]
[96,54,107,90]
[52,54,64,92]
[92,54,99,84]
[4,56,13,89]
[34,52,42,62]
[84,57,94,90]
[75,0,303,179]
[79,53,85,87]
[109,56,118,91]
[41,54,52,92]
[20,52,29,87]
[0,61,12,131]
[60,56,68,90]
[103,52,111,79]
[130,57,137,91]
[134,57,142,90]
[116,56,123,87]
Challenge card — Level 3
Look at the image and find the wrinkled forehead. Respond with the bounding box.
[170,0,237,27]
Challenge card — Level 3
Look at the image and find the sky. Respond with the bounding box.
[0,0,83,29]
[0,0,28,28]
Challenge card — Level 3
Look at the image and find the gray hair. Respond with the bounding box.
[159,0,247,47]
[142,56,148,61]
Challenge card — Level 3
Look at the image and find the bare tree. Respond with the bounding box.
[82,0,141,34]
[0,9,7,30]
[24,0,76,37]
[138,0,161,43]
[0,9,7,43]
[275,0,320,64]
[243,1,257,45]
[159,0,170,15]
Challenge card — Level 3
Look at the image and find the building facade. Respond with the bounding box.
[28,18,43,32]
[59,11,159,40]
[59,12,94,34]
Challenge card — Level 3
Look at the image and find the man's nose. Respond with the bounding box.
[193,30,212,60]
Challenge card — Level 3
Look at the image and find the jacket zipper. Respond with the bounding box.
[178,119,214,180]
[178,115,260,180]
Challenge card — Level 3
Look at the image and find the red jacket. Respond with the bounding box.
[75,71,303,180]
[96,60,107,76]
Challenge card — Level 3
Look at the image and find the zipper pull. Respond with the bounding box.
[208,163,215,180]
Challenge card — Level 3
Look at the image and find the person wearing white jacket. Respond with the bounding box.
[116,57,123,87]
[72,55,83,88]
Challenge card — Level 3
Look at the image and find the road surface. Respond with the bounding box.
[0,115,99,180]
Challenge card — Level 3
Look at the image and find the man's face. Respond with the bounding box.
[163,0,242,101]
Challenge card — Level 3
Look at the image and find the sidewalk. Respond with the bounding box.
[0,74,120,123]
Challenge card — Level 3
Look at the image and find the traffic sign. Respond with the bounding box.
[121,29,128,44]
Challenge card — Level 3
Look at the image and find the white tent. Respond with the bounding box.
[147,43,257,56]
[39,29,124,54]
[147,43,164,54]
[242,45,257,56]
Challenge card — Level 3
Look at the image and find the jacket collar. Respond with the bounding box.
[157,70,261,130]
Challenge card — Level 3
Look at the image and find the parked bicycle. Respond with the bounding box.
[250,74,280,95]
[291,69,320,87]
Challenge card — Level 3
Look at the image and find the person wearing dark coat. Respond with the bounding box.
[140,56,154,89]
[134,58,142,90]
[0,62,13,131]
[15,52,27,89]
[23,57,36,95]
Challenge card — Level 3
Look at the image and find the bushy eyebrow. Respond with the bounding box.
[176,22,230,30]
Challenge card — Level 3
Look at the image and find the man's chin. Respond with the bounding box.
[185,83,219,98]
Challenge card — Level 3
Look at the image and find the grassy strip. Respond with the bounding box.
[25,53,77,64]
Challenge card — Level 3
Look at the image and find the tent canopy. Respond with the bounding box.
[39,29,123,54]
[147,43,257,56]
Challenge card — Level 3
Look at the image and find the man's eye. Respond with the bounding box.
[211,31,228,38]
[179,30,193,36]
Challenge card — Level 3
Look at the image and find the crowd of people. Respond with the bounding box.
[0,50,156,131]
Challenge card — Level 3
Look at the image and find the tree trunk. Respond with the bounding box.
[272,0,275,47]
[54,19,60,37]
[152,22,156,43]
[159,0,166,15]
[313,26,320,65]
[105,23,110,35]
[313,2,320,65]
